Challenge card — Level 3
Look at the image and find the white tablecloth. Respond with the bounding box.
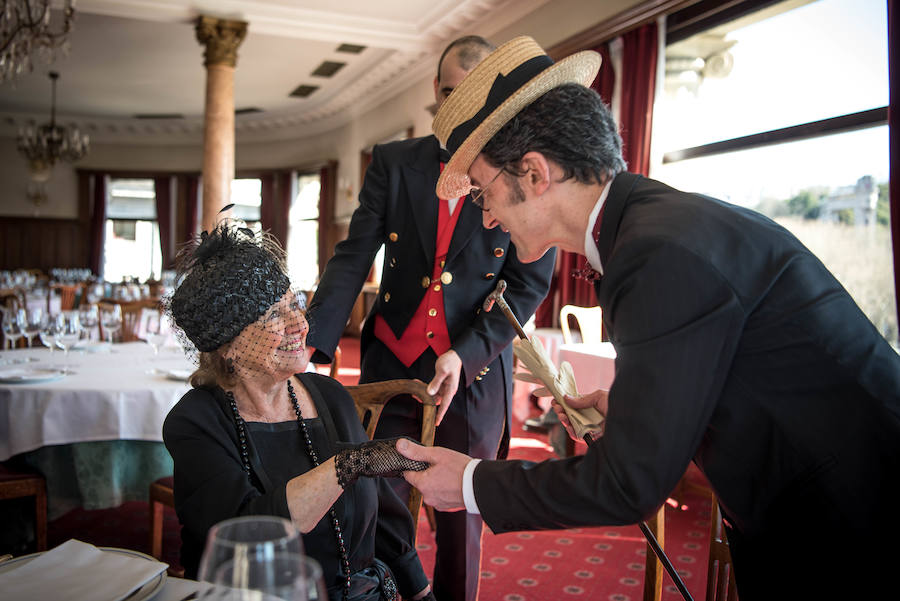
[558,342,617,395]
[0,342,193,461]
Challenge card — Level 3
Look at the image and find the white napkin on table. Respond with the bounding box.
[0,539,167,601]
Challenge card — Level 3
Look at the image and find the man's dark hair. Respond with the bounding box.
[437,35,495,81]
[482,84,626,186]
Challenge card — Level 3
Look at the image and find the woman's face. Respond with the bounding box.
[227,290,309,380]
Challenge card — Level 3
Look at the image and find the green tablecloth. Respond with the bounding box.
[17,440,174,520]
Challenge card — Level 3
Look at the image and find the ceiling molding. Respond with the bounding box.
[0,0,554,145]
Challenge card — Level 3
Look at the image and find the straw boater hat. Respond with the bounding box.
[433,36,601,200]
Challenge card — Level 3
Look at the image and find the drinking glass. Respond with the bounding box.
[205,553,327,601]
[2,310,23,349]
[55,312,83,374]
[78,304,99,341]
[19,307,44,348]
[101,305,122,343]
[197,516,304,589]
[38,315,59,356]
[143,311,168,356]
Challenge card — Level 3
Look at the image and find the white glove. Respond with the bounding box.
[513,335,604,441]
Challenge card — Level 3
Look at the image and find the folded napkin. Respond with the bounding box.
[0,539,167,601]
[513,336,605,440]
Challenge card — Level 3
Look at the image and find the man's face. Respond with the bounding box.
[470,154,553,263]
[434,49,472,107]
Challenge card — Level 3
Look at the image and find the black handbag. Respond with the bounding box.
[335,558,398,601]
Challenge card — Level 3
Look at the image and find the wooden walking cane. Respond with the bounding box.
[483,280,695,601]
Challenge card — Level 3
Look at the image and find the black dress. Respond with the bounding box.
[163,372,428,599]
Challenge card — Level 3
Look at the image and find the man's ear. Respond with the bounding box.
[433,76,440,103]
[519,151,552,196]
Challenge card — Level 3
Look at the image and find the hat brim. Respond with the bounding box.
[436,50,601,200]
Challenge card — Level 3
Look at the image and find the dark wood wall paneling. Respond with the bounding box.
[0,217,88,271]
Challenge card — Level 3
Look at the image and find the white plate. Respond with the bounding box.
[165,369,192,382]
[0,547,167,601]
[0,368,65,384]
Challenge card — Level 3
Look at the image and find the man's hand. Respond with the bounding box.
[427,350,462,426]
[551,389,609,441]
[397,438,469,511]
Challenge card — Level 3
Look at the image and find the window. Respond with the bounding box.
[104,178,160,282]
[652,0,894,343]
[230,178,262,233]
[287,173,321,290]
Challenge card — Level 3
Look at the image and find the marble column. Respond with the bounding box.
[195,16,247,232]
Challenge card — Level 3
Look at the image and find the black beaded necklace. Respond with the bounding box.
[226,380,352,600]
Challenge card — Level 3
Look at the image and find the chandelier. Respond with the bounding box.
[0,0,77,83]
[17,70,89,182]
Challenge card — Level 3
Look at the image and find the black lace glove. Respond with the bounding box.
[334,437,429,488]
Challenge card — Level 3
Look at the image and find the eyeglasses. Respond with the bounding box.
[469,167,507,211]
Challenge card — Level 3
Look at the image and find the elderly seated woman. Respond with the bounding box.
[163,222,433,601]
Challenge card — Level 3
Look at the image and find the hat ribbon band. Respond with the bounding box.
[446,54,554,155]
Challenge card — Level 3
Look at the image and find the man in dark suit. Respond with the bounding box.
[400,36,900,599]
[306,36,555,601]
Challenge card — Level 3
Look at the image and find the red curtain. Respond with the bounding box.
[619,22,659,176]
[87,173,107,277]
[154,176,174,270]
[889,0,900,331]
[260,172,293,249]
[182,174,200,244]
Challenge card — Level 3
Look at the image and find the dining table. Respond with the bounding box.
[557,341,618,394]
[0,341,194,518]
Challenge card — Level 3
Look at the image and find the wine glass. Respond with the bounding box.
[2,309,23,349]
[197,516,304,589]
[78,304,99,342]
[142,311,168,357]
[55,312,83,374]
[38,315,59,358]
[18,307,44,348]
[101,305,122,343]
[206,553,327,601]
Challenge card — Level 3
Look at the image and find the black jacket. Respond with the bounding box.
[473,173,900,599]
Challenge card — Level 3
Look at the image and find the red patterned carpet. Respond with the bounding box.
[46,335,714,600]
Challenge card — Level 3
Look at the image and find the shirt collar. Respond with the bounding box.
[584,179,612,275]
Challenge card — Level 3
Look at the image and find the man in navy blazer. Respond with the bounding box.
[306,36,555,601]
[400,37,900,599]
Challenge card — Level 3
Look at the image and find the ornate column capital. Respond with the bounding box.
[195,16,248,68]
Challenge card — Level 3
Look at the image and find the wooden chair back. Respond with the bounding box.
[344,379,437,536]
[706,495,738,601]
[559,305,603,344]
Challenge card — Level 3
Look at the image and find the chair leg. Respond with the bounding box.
[34,482,47,552]
[425,504,437,532]
[150,500,165,559]
[643,506,665,601]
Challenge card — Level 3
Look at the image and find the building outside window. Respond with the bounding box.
[651,0,894,343]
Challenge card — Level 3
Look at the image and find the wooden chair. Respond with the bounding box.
[706,495,738,601]
[148,378,437,563]
[344,378,438,539]
[148,475,177,574]
[643,506,666,601]
[0,462,47,552]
